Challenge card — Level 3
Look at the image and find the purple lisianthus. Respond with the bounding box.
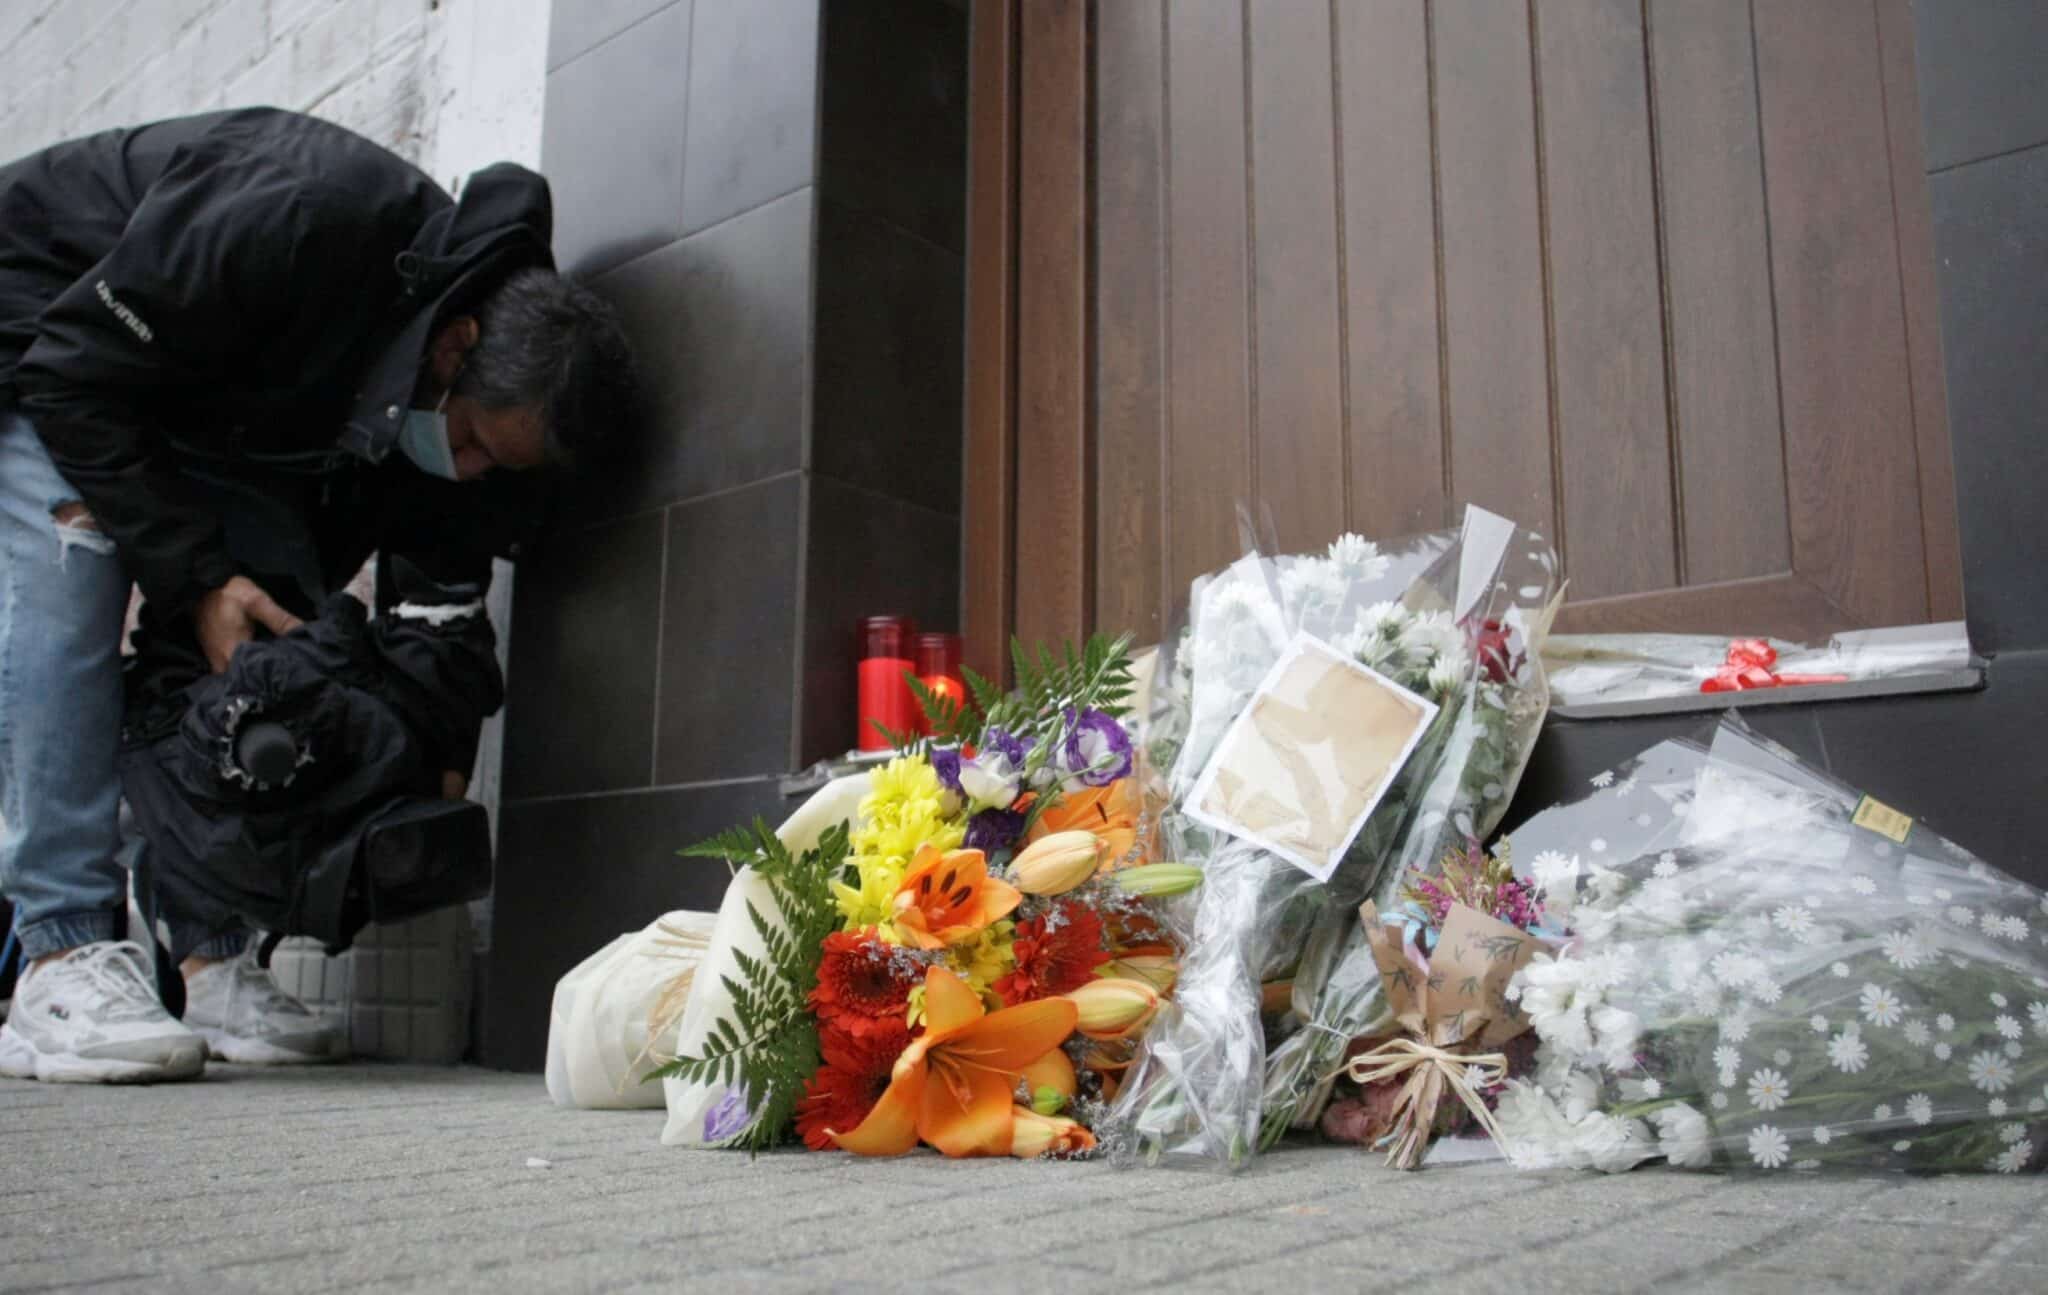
[984,728,1032,767]
[964,807,1026,855]
[702,1086,752,1142]
[930,745,963,792]
[1060,707,1133,789]
[958,730,1031,810]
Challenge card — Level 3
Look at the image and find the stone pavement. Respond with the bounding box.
[4,1064,2046,1295]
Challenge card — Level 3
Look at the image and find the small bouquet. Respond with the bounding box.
[1107,507,1561,1168]
[656,635,1200,1156]
[1496,717,2048,1175]
[1324,895,1544,1168]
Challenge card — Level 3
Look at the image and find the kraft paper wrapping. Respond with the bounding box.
[1348,901,1543,1167]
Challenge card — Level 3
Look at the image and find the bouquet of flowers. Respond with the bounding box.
[655,635,1200,1156]
[1496,717,2048,1175]
[1106,507,1561,1168]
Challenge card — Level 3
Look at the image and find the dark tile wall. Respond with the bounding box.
[1915,1,2048,655]
[486,778,787,1068]
[484,0,967,1068]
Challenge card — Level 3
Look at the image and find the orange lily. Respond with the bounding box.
[1009,1107,1097,1158]
[1028,778,1141,869]
[1021,1046,1077,1109]
[891,846,1022,949]
[831,966,1077,1158]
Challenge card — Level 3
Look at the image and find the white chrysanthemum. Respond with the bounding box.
[1398,610,1460,664]
[1996,1014,2024,1040]
[1937,1013,1956,1032]
[1903,1020,1931,1046]
[1590,770,1614,788]
[1712,1044,1741,1075]
[1982,912,2005,938]
[1969,1051,2016,1093]
[1591,1004,1643,1071]
[1810,1014,1831,1034]
[1831,962,1851,978]
[2029,1002,2048,1037]
[2001,1122,2028,1145]
[1576,1113,1657,1175]
[1990,1097,2009,1116]
[1992,992,2010,1008]
[1935,1042,1954,1061]
[1880,930,1928,971]
[2000,915,2030,942]
[1905,1093,1934,1125]
[1874,1103,1893,1121]
[1710,1091,1729,1110]
[1748,977,1784,1005]
[1860,984,1904,1028]
[1948,905,1976,926]
[1991,1141,2032,1174]
[1772,905,1813,936]
[1650,1102,1712,1169]
[1653,854,1679,880]
[1425,647,1468,698]
[1827,1030,1870,1074]
[1747,1125,1790,1169]
[1278,559,1349,623]
[1326,533,1391,581]
[1812,1125,1834,1145]
[2005,1040,2023,1060]
[1849,874,1878,896]
[1747,1069,1791,1112]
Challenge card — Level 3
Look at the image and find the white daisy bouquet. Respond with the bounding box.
[1496,718,2048,1175]
[1109,507,1560,1168]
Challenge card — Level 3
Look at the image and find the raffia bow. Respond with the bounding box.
[1343,900,1544,1170]
[1342,1036,1510,1170]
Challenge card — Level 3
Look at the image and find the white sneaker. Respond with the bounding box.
[183,945,344,1065]
[0,941,206,1083]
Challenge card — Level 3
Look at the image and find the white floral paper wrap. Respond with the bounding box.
[660,773,871,1147]
[1499,719,2048,1175]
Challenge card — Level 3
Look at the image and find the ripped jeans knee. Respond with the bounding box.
[52,500,117,562]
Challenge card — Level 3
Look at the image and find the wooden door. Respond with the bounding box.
[964,0,1962,672]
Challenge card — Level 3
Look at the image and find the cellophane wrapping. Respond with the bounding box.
[1497,719,2048,1175]
[1106,506,1560,1168]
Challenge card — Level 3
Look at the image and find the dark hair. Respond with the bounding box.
[455,268,637,463]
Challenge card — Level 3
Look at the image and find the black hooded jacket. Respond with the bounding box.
[0,108,556,617]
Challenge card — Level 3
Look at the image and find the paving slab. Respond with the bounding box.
[3,1063,2045,1293]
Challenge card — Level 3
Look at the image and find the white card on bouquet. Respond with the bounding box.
[1185,633,1438,881]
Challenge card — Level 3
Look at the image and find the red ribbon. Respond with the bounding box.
[1699,638,1850,693]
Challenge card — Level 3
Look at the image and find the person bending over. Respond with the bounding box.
[0,108,634,1082]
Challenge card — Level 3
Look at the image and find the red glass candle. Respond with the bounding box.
[857,615,919,751]
[915,632,966,733]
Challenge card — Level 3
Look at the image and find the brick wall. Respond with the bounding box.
[0,0,550,1061]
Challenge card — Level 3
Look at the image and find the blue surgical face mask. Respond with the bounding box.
[397,388,460,481]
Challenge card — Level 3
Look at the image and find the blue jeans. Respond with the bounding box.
[0,410,245,961]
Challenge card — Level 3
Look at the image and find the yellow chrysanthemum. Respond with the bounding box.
[903,921,1018,1028]
[831,755,967,931]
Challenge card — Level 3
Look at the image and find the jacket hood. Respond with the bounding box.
[338,163,557,463]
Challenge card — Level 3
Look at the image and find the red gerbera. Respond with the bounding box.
[996,902,1110,1006]
[810,929,916,1039]
[795,1019,911,1151]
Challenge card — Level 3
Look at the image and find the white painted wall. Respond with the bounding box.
[0,0,550,1060]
